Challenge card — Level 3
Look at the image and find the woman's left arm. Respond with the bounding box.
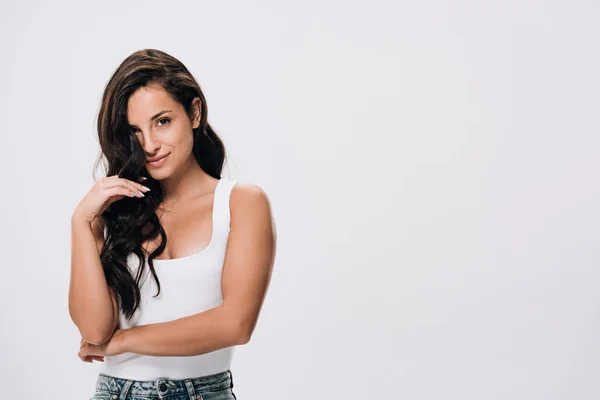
[84,184,276,358]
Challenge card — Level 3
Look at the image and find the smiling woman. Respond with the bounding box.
[126,86,194,177]
[69,48,276,400]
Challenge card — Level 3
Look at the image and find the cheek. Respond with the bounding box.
[169,126,195,159]
[180,128,195,152]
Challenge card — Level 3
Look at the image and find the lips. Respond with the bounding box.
[146,153,170,166]
[146,153,169,163]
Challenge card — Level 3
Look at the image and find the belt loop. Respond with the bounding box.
[119,380,133,400]
[185,379,201,400]
[228,369,234,389]
[228,370,237,399]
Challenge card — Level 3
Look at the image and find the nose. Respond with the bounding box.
[138,130,161,154]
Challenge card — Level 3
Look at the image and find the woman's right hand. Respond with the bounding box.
[72,175,151,224]
[80,337,104,363]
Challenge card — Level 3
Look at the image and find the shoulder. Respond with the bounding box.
[230,183,271,212]
[229,183,274,225]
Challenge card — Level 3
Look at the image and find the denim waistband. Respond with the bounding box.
[95,369,233,399]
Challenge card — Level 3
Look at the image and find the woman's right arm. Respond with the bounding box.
[68,175,149,345]
[69,214,119,345]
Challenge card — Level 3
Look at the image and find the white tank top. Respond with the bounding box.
[98,177,238,381]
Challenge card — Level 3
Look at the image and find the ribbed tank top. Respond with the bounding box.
[98,177,238,381]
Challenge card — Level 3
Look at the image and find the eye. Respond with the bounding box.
[157,117,170,127]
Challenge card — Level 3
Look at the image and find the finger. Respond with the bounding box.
[79,343,103,358]
[122,178,151,194]
[116,179,149,197]
[80,353,104,363]
[101,177,150,196]
[106,186,140,199]
[85,355,104,362]
[102,175,150,192]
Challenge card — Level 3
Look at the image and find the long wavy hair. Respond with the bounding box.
[92,48,226,319]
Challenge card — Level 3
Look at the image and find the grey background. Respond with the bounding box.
[0,1,598,399]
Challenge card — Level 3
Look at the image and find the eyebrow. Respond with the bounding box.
[129,109,172,127]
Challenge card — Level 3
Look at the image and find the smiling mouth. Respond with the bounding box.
[146,153,170,165]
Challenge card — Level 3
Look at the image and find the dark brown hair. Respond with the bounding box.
[93,48,226,319]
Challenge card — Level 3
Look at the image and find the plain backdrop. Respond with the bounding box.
[1,1,599,399]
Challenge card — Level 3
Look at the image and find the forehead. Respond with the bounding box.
[127,85,179,123]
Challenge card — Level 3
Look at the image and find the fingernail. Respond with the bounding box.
[140,176,148,181]
[142,186,151,192]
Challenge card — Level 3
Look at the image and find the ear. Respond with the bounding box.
[191,97,201,129]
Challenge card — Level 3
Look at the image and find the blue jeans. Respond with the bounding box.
[90,369,238,400]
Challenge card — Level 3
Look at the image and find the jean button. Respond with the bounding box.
[159,383,168,392]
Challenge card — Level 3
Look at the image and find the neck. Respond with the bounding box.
[161,153,217,203]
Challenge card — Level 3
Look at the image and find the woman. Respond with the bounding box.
[69,48,276,400]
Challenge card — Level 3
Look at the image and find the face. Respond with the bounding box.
[127,84,200,180]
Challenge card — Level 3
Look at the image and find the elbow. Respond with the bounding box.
[222,306,254,345]
[236,331,251,345]
[234,321,253,345]
[71,313,115,345]
[78,319,116,345]
[69,303,117,345]
[81,329,113,346]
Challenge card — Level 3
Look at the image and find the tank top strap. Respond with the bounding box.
[213,178,238,236]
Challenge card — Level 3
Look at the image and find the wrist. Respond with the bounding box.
[114,328,132,355]
[71,212,92,227]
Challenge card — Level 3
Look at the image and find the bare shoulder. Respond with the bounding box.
[229,183,276,232]
[230,183,271,208]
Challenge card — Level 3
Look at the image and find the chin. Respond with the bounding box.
[146,165,173,181]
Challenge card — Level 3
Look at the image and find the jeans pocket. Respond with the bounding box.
[198,387,237,400]
[89,390,118,400]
